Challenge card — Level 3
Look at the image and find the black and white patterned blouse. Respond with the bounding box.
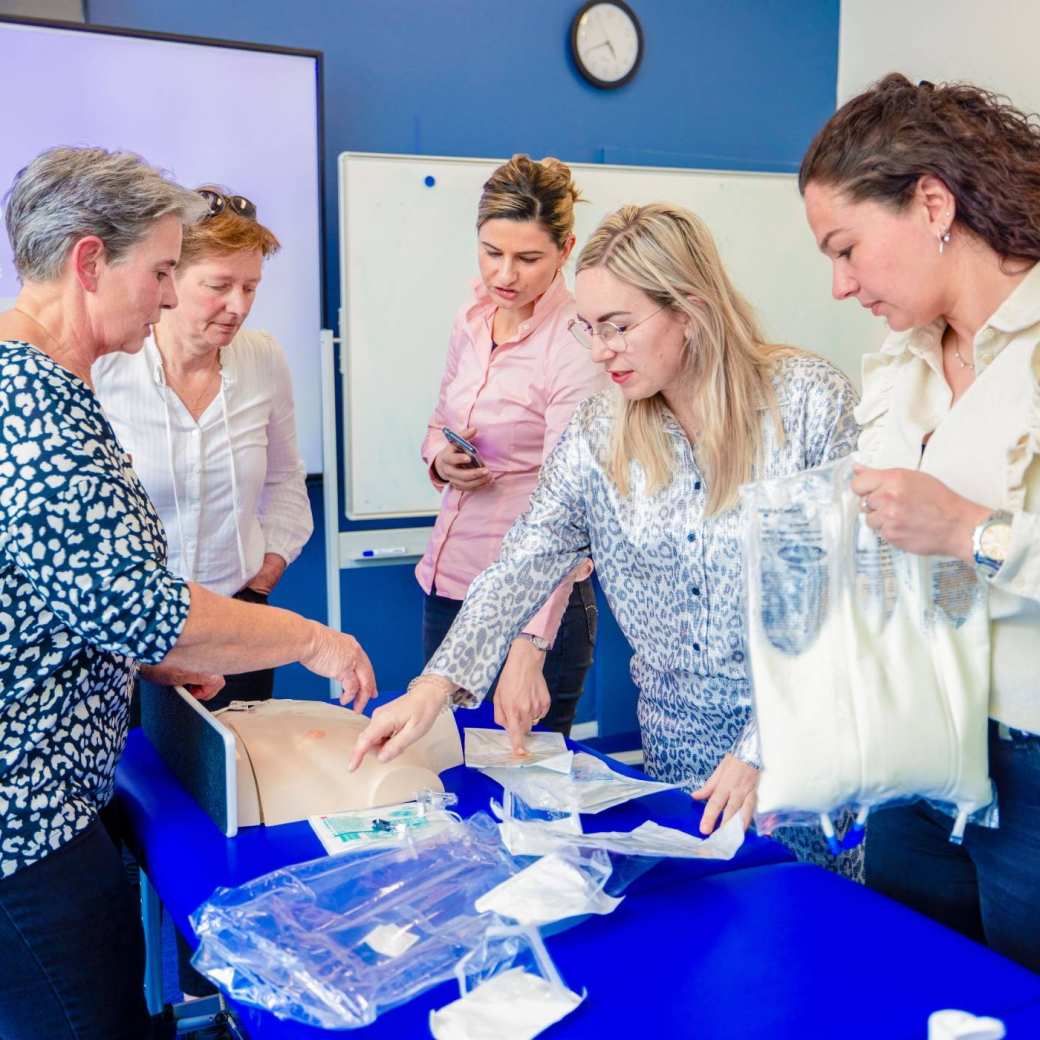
[0,340,190,878]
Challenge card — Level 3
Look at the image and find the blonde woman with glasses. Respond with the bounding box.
[350,203,860,871]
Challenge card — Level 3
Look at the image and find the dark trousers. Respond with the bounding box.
[422,578,597,736]
[0,816,162,1040]
[866,720,1040,973]
[191,586,275,712]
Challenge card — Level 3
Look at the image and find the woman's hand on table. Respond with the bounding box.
[495,637,552,754]
[433,427,493,492]
[852,465,990,560]
[692,754,759,834]
[300,624,378,712]
[138,663,225,701]
[347,676,454,771]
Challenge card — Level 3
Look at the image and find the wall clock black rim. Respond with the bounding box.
[570,0,644,91]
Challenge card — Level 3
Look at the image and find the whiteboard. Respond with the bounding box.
[339,152,880,520]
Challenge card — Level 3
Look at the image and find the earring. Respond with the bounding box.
[938,228,951,255]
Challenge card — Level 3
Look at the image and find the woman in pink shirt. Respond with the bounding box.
[417,155,606,746]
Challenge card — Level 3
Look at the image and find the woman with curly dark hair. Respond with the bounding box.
[801,73,1040,972]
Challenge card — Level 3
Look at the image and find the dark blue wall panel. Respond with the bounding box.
[85,0,840,737]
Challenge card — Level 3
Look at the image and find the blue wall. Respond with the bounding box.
[86,0,841,728]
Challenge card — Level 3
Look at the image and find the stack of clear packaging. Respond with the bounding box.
[741,456,995,849]
[191,813,599,1032]
[191,732,746,1033]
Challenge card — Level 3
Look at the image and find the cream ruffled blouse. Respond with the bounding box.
[854,263,1040,734]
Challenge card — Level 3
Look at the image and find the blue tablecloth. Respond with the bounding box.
[114,701,1040,1038]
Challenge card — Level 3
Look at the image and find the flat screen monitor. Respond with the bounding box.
[0,17,325,472]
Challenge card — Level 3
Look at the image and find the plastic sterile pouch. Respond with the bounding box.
[498,811,746,863]
[190,813,531,1030]
[308,791,459,856]
[474,846,620,926]
[464,728,573,773]
[480,752,676,814]
[742,457,994,848]
[490,789,583,835]
[430,926,585,1040]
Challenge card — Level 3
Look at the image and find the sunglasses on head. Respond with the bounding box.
[198,188,257,220]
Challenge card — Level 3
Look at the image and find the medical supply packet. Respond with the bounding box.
[499,812,746,862]
[429,965,584,1040]
[742,456,993,844]
[464,728,573,773]
[474,847,620,926]
[190,813,608,1030]
[480,751,676,814]
[307,793,457,856]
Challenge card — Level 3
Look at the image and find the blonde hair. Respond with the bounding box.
[476,154,582,248]
[179,185,280,267]
[577,203,792,515]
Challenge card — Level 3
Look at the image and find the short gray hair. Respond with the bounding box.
[4,146,209,282]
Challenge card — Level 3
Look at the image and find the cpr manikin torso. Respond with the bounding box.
[215,699,463,827]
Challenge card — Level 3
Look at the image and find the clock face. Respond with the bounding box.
[572,1,643,89]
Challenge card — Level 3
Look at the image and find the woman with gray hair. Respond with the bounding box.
[0,146,375,1040]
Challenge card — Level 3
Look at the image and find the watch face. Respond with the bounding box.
[980,519,1013,562]
[572,1,643,89]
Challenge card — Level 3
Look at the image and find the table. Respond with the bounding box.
[114,706,1040,1038]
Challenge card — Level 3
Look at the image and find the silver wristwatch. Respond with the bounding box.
[518,633,550,652]
[972,509,1013,576]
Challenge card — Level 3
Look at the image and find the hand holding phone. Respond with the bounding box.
[442,426,484,468]
[434,426,492,493]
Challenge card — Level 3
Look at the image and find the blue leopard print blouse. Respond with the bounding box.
[0,341,190,878]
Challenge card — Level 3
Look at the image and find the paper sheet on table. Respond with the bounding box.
[474,851,622,926]
[429,967,584,1040]
[464,728,573,773]
[481,752,676,814]
[499,813,745,861]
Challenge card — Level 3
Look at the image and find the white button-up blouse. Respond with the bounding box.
[93,330,313,596]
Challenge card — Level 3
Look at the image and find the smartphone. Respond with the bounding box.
[442,426,484,468]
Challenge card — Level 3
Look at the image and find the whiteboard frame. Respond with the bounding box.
[338,151,876,521]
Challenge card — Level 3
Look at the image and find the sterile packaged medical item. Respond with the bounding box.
[480,751,676,814]
[474,847,620,926]
[498,812,745,862]
[308,791,458,856]
[191,814,533,1030]
[430,926,585,1040]
[464,728,573,773]
[742,457,994,847]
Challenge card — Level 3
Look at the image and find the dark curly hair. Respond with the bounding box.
[799,73,1040,261]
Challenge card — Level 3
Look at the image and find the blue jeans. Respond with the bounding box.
[422,579,597,736]
[0,814,160,1040]
[865,721,1040,973]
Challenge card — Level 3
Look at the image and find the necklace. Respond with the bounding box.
[178,365,220,417]
[13,307,62,352]
[154,329,221,416]
[943,329,975,371]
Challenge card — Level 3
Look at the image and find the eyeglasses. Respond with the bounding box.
[567,305,667,353]
[198,189,257,220]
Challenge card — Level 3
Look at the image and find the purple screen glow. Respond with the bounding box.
[1,20,324,471]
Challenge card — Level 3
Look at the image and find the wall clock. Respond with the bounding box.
[571,1,644,90]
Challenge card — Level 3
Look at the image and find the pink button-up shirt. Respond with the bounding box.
[416,273,607,642]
